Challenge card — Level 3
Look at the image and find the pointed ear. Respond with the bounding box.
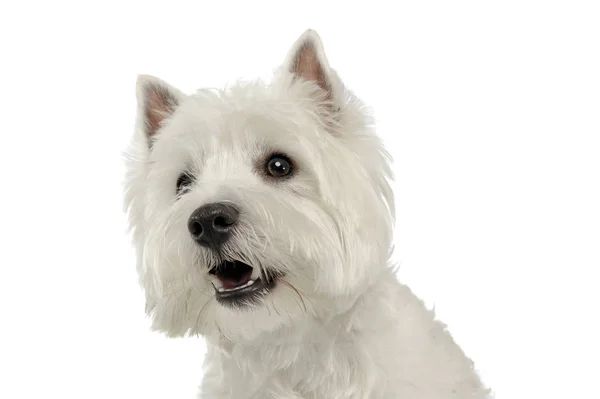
[284,29,336,104]
[135,75,186,146]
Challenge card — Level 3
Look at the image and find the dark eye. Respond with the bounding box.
[266,155,293,178]
[176,172,193,195]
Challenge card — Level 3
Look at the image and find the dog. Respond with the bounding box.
[124,29,491,399]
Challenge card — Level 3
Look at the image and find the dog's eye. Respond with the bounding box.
[176,172,194,195]
[266,155,292,178]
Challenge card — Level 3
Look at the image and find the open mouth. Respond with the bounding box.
[208,260,278,308]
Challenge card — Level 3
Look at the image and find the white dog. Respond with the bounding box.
[124,29,491,399]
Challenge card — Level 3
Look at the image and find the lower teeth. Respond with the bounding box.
[217,279,255,293]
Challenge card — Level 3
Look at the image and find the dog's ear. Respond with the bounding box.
[136,75,186,146]
[284,29,337,106]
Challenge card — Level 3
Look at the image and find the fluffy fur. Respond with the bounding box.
[124,29,491,398]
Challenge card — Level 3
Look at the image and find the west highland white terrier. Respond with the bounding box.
[124,29,491,398]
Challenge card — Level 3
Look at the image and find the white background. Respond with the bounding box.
[1,1,599,398]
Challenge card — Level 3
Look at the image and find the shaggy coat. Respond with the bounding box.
[124,29,491,399]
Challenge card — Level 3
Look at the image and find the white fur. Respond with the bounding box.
[124,29,491,398]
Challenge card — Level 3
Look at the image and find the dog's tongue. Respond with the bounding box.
[218,269,253,289]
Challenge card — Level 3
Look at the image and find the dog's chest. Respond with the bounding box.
[213,329,385,399]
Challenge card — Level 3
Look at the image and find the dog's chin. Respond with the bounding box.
[208,260,281,309]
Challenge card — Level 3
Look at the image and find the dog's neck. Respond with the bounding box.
[209,266,394,358]
[202,268,399,397]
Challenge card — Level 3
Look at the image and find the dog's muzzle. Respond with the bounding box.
[188,203,283,308]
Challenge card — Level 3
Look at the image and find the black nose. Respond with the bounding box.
[188,203,239,248]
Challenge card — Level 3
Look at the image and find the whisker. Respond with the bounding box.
[280,279,307,313]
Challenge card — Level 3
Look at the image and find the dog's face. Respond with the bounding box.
[125,30,394,342]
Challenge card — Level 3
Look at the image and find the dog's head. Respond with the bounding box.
[124,30,394,342]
